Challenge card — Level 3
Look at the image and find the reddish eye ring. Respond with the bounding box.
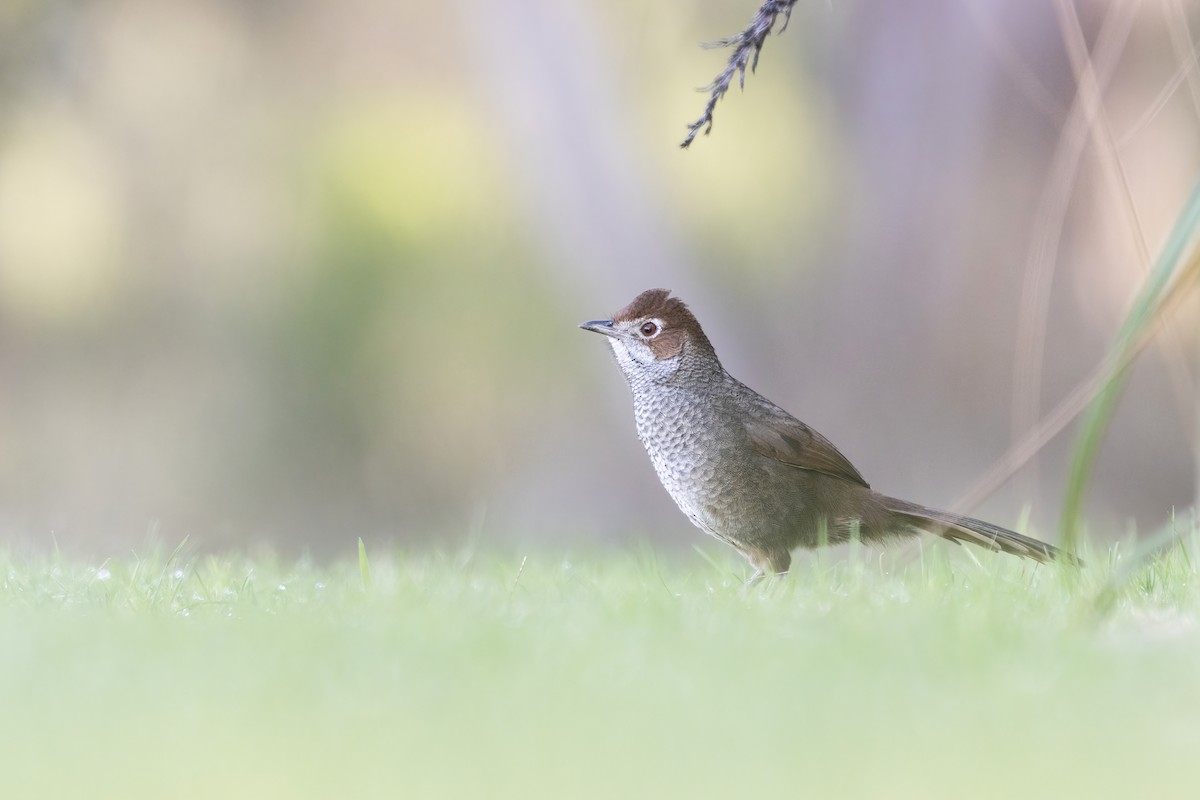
[640,321,659,337]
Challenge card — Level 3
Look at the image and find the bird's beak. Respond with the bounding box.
[579,319,619,338]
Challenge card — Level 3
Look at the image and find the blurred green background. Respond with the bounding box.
[0,0,1197,553]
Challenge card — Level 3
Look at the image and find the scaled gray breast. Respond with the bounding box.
[628,371,742,532]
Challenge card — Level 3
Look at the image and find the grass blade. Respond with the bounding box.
[358,537,372,592]
[1060,179,1200,550]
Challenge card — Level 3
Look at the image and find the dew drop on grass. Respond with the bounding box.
[277,584,287,591]
[97,569,111,581]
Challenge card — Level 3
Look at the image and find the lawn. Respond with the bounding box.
[2,528,1199,799]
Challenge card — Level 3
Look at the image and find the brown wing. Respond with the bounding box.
[743,408,870,488]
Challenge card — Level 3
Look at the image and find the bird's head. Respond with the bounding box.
[579,288,717,384]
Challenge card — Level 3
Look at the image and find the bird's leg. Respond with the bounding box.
[757,550,791,580]
[745,549,791,586]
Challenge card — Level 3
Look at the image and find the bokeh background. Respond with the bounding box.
[0,0,1197,555]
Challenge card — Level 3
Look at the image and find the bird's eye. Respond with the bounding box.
[640,321,659,337]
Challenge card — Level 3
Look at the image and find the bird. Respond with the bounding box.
[580,288,1076,581]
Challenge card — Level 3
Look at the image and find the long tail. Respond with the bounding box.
[880,496,1080,565]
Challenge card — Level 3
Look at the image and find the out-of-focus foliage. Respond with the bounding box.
[0,0,1196,551]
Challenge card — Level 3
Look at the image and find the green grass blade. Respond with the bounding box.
[1089,512,1186,620]
[358,537,372,592]
[1060,178,1200,551]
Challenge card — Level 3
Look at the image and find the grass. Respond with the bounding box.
[2,529,1200,799]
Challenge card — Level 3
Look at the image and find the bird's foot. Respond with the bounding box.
[744,569,789,588]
